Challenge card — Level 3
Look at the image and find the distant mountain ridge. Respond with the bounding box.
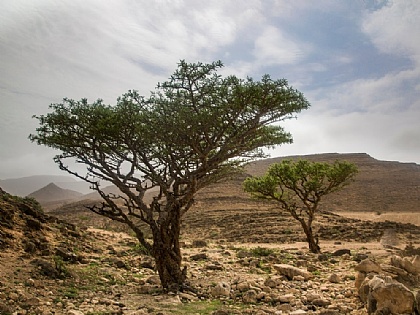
[27,183,83,202]
[0,175,91,196]
[1,153,419,214]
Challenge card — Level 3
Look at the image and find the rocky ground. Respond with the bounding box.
[1,185,420,315]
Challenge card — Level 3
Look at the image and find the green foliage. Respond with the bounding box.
[250,246,275,257]
[53,255,70,278]
[59,285,79,299]
[244,159,358,253]
[244,159,358,205]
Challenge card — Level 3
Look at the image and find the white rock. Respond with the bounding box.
[273,264,313,280]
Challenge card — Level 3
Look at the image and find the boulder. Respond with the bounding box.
[371,281,415,314]
[391,255,420,275]
[412,255,420,272]
[354,258,381,274]
[354,271,366,290]
[359,275,415,314]
[273,264,313,280]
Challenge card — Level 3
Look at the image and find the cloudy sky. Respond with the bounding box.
[1,0,419,179]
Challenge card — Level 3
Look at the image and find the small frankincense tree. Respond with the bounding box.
[243,159,358,253]
[29,60,310,289]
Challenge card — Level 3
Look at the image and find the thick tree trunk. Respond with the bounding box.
[300,221,321,254]
[152,233,186,290]
[150,200,187,291]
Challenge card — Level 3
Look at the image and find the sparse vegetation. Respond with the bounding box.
[168,300,223,314]
[53,255,71,278]
[249,246,275,257]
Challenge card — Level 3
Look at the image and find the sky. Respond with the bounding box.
[1,0,419,179]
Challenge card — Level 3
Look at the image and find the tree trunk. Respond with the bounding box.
[152,235,186,290]
[300,220,321,254]
[150,201,187,291]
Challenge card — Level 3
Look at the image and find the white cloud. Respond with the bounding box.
[253,26,305,66]
[363,0,420,64]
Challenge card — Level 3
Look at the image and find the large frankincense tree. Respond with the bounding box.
[244,159,358,253]
[29,60,310,289]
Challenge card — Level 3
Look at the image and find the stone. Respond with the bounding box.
[318,253,329,261]
[312,298,330,306]
[358,275,384,303]
[372,281,415,314]
[273,264,313,280]
[24,240,37,253]
[289,310,307,315]
[26,217,42,230]
[9,292,19,301]
[353,253,369,262]
[236,281,250,292]
[328,273,341,283]
[146,275,161,285]
[279,293,294,303]
[23,297,40,306]
[264,277,278,288]
[178,292,198,302]
[190,253,208,261]
[256,291,266,300]
[236,250,251,258]
[296,260,308,267]
[31,258,58,278]
[355,271,366,289]
[115,259,127,269]
[392,255,420,274]
[354,258,381,274]
[211,282,231,297]
[25,278,35,286]
[68,311,85,315]
[306,292,321,302]
[140,257,155,269]
[359,275,415,315]
[332,249,351,256]
[206,263,224,270]
[192,239,207,247]
[55,247,78,263]
[242,289,258,304]
[411,255,420,271]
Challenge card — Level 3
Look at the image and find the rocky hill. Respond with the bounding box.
[246,153,420,214]
[28,183,83,203]
[1,185,420,314]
